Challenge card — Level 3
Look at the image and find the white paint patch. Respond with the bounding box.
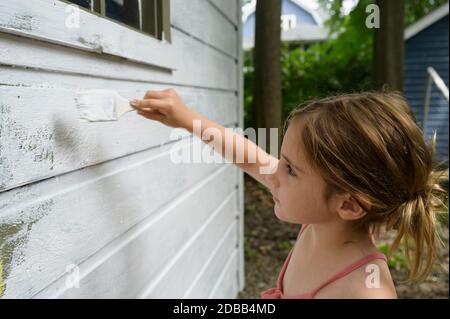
[75,89,132,122]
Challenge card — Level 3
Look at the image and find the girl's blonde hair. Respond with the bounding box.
[285,91,448,282]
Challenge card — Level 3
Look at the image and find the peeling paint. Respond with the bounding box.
[0,14,35,31]
[0,157,13,192]
[78,34,105,54]
[0,104,14,190]
[0,103,11,120]
[16,127,54,166]
[0,184,34,211]
[0,103,55,190]
[0,257,4,298]
[0,83,32,88]
[0,199,54,297]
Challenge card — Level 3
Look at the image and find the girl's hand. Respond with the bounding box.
[130,88,194,129]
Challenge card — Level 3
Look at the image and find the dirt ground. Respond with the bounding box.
[237,174,449,299]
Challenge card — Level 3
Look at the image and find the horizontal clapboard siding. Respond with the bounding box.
[31,165,238,298]
[172,0,237,58]
[0,76,238,192]
[0,0,244,299]
[0,0,177,70]
[404,15,449,164]
[0,29,237,93]
[209,0,238,27]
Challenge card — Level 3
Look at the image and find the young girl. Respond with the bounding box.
[130,89,448,299]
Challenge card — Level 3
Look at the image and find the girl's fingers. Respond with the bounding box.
[140,98,168,110]
[144,90,166,100]
[131,99,168,112]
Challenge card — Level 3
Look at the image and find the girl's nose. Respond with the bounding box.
[266,169,279,189]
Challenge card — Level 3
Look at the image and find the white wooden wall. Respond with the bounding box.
[0,0,244,299]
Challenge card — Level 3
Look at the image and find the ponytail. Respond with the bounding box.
[386,133,448,282]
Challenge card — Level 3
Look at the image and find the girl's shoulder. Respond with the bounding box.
[314,255,398,299]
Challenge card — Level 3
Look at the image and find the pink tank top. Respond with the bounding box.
[261,224,387,299]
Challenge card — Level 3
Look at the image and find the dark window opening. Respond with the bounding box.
[67,0,92,9]
[65,0,171,41]
[106,0,140,30]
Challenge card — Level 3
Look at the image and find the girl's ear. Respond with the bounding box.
[335,193,368,221]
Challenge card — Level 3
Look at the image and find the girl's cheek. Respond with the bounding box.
[277,191,297,221]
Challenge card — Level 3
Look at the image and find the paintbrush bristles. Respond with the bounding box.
[116,98,136,118]
[75,90,135,122]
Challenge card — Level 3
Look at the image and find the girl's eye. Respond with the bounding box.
[286,164,296,177]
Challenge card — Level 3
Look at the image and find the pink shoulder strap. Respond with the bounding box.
[275,224,309,290]
[309,252,387,297]
[297,224,309,239]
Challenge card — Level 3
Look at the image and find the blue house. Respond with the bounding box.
[242,0,328,50]
[404,2,449,165]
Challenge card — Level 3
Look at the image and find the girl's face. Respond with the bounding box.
[267,119,334,225]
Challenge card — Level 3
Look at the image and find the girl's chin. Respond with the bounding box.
[275,206,305,225]
[274,206,286,221]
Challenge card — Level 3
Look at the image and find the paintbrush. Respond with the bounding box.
[75,89,137,122]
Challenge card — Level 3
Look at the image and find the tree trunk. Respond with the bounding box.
[374,0,406,92]
[252,0,282,155]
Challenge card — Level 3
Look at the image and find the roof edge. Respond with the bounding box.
[405,2,449,40]
[242,0,325,26]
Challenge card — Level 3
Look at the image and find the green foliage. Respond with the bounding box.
[437,208,449,227]
[318,0,448,26]
[243,51,255,129]
[243,0,448,128]
[244,0,376,128]
[282,0,377,113]
[282,2,377,114]
[405,0,449,25]
[244,237,257,258]
[378,242,408,270]
[278,240,293,252]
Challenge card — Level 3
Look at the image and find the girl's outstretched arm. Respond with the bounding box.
[131,89,278,189]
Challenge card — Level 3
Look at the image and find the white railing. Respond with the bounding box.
[422,67,449,136]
